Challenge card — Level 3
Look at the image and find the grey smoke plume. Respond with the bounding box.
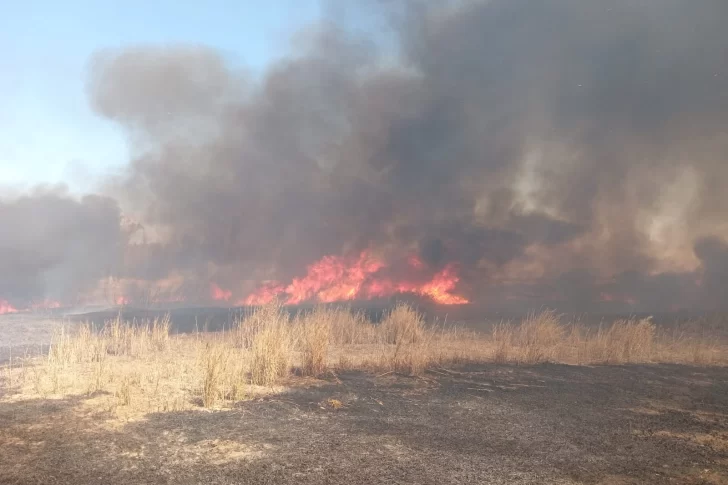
[0,186,122,304]
[91,0,728,311]
[4,0,728,311]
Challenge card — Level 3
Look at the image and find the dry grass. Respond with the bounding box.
[379,303,425,345]
[200,342,229,408]
[197,336,251,408]
[492,313,676,366]
[2,304,726,418]
[376,304,437,374]
[48,314,171,366]
[247,302,293,386]
[328,307,378,345]
[584,317,656,364]
[516,310,565,364]
[295,307,332,377]
[492,322,513,363]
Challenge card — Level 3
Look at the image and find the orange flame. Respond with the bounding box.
[115,295,129,306]
[243,251,468,305]
[416,266,470,305]
[0,300,19,315]
[240,282,286,306]
[210,283,232,301]
[283,252,384,304]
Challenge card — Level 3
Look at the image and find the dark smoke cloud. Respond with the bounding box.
[89,0,728,311]
[3,0,727,312]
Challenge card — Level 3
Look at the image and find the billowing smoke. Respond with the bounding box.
[4,0,728,312]
[0,186,123,304]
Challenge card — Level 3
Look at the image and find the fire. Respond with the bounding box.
[416,266,470,305]
[242,251,469,305]
[0,300,19,315]
[281,252,384,304]
[115,295,129,306]
[240,282,285,306]
[210,283,232,301]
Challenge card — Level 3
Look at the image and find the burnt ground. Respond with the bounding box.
[2,363,727,484]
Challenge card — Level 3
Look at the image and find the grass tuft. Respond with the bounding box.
[200,342,229,408]
[248,302,293,386]
[296,307,332,377]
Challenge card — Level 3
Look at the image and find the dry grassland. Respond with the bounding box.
[1,302,725,415]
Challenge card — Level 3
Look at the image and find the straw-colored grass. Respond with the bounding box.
[48,314,171,366]
[516,310,565,364]
[375,304,434,374]
[379,303,425,345]
[328,307,377,345]
[492,322,513,363]
[200,342,229,408]
[3,304,726,417]
[585,317,656,364]
[295,307,332,377]
[247,302,293,386]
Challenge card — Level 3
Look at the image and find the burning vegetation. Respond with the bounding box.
[237,251,467,306]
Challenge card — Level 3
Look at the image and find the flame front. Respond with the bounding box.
[0,253,467,309]
[210,283,232,301]
[242,251,468,306]
[241,282,285,306]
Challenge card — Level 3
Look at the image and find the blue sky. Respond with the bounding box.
[1,0,321,193]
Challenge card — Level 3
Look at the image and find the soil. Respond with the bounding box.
[2,363,727,484]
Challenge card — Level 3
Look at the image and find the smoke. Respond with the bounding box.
[0,186,122,304]
[3,0,728,311]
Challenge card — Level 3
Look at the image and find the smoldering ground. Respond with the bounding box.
[3,0,728,311]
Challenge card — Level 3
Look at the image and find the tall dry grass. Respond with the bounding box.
[491,313,659,365]
[583,317,656,364]
[295,307,332,377]
[491,321,513,363]
[191,332,250,408]
[245,302,293,386]
[327,307,377,345]
[48,314,171,366]
[379,303,425,345]
[376,304,435,374]
[10,304,726,415]
[515,310,564,364]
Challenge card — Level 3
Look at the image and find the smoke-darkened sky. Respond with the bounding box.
[3,0,728,312]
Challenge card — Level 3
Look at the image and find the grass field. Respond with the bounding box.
[1,303,727,483]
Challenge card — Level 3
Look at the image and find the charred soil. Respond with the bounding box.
[2,363,727,484]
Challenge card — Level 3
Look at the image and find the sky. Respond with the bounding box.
[1,0,321,193]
